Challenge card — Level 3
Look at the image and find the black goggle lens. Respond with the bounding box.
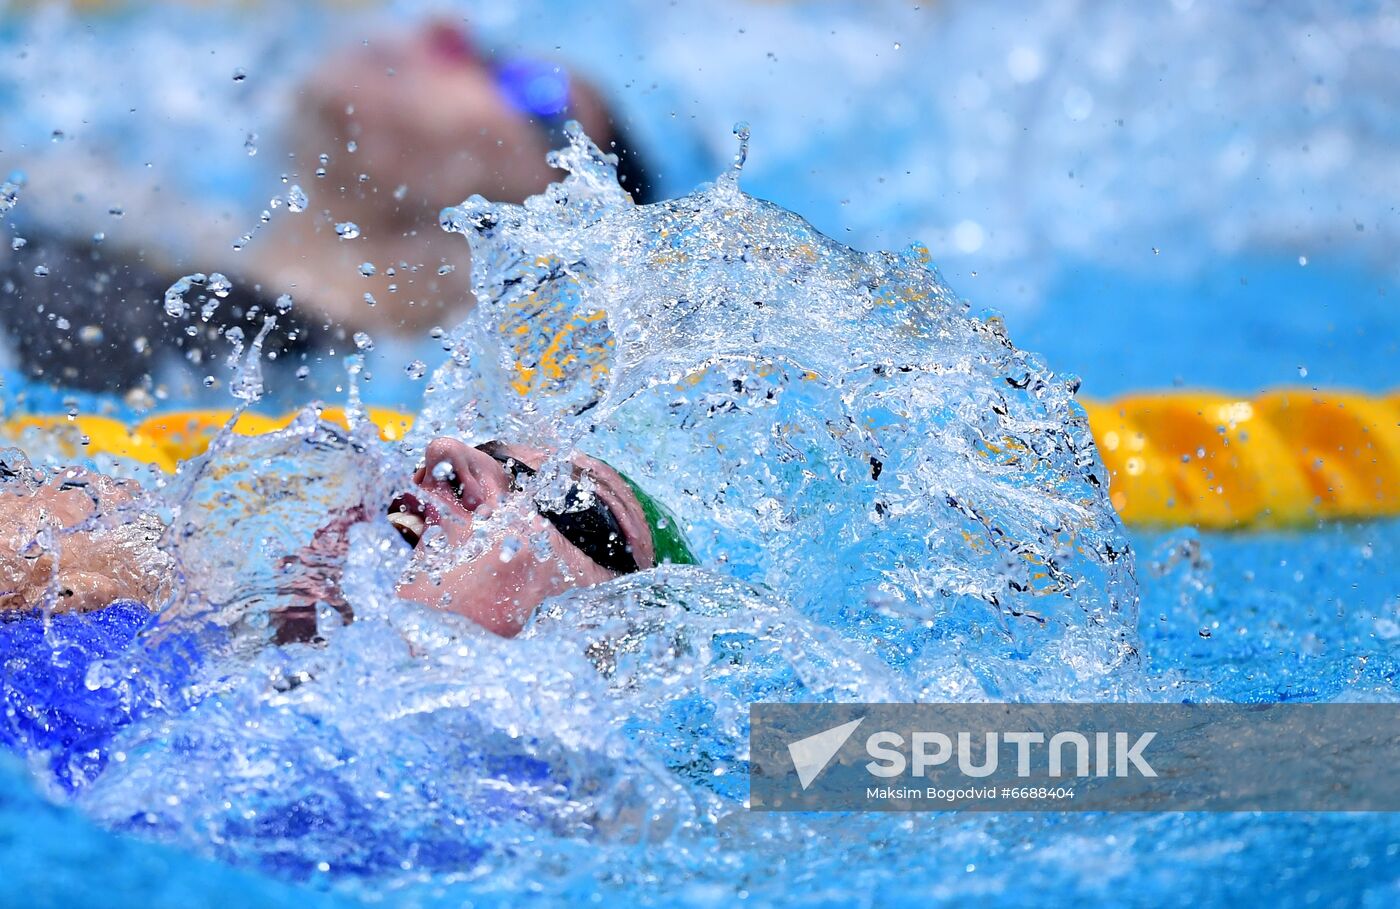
[476,443,639,574]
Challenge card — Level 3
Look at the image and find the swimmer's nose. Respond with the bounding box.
[418,437,510,513]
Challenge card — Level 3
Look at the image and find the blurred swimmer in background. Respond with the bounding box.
[0,19,654,393]
[254,20,655,334]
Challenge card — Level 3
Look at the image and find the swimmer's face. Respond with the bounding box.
[389,437,654,636]
[297,20,613,222]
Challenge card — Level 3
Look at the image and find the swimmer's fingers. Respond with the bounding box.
[0,470,138,532]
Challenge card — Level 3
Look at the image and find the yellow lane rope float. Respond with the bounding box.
[2,390,1398,529]
[1082,390,1400,528]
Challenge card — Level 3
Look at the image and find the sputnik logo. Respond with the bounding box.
[788,717,865,790]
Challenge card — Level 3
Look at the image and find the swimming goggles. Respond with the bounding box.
[493,57,572,139]
[476,442,640,574]
[490,48,655,203]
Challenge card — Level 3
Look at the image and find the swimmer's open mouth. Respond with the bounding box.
[389,451,482,547]
[387,492,428,547]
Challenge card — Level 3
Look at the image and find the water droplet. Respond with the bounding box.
[1297,365,1308,378]
[108,206,124,218]
[207,273,232,298]
[728,121,751,180]
[232,67,247,82]
[164,273,207,318]
[10,237,26,250]
[346,140,358,154]
[203,375,217,388]
[295,365,310,380]
[363,292,377,307]
[437,264,456,276]
[335,221,361,240]
[275,293,294,313]
[287,185,309,213]
[32,265,48,277]
[393,184,408,201]
[1298,255,1308,266]
[78,325,103,344]
[244,133,258,156]
[358,261,377,277]
[0,180,19,219]
[405,359,427,380]
[353,331,374,351]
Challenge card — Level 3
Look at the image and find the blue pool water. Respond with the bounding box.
[1,2,1397,907]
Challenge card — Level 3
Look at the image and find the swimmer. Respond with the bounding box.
[0,435,693,639]
[253,18,655,334]
[1,19,657,393]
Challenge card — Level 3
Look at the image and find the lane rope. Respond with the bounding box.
[3,390,1398,528]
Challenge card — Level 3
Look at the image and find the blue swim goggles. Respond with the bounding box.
[492,52,655,203]
[494,57,572,133]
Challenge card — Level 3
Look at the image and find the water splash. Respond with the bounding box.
[720,120,750,190]
[7,128,1138,897]
[427,126,1138,698]
[163,273,208,319]
[228,316,277,405]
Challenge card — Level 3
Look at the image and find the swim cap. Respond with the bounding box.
[617,473,697,567]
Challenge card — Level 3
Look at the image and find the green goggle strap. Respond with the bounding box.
[617,472,698,567]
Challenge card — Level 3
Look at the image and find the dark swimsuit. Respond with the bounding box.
[1,231,341,392]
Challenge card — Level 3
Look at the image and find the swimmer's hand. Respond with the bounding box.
[0,469,170,613]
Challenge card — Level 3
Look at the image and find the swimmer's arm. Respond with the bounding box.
[271,504,368,644]
[0,469,167,613]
